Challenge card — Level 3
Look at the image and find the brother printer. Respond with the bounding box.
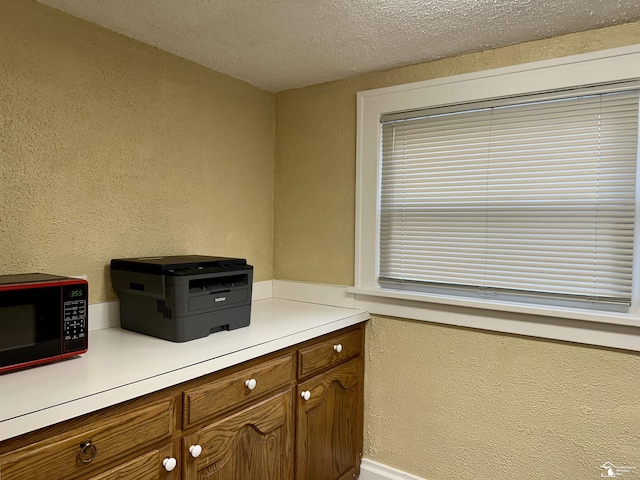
[111,255,253,342]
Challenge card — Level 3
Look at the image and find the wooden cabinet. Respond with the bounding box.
[296,326,364,480]
[182,391,294,480]
[0,323,365,480]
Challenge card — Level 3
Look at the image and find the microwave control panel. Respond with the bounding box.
[62,283,88,352]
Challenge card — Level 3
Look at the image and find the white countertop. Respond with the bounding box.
[0,298,369,442]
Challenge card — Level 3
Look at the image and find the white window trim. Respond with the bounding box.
[350,44,640,351]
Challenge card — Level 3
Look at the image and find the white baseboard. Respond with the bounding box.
[252,279,273,301]
[88,301,120,331]
[272,280,355,308]
[360,459,426,480]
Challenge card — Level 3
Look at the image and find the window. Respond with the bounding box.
[379,85,639,312]
[352,45,640,351]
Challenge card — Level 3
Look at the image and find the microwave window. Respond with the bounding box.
[0,305,36,352]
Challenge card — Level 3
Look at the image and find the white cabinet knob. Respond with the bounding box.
[300,390,311,401]
[163,457,177,472]
[189,444,203,458]
[245,378,257,390]
[333,344,343,353]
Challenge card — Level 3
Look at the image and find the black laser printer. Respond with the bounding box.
[111,255,253,342]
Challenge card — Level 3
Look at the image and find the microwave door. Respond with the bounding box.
[0,304,37,351]
[0,286,61,370]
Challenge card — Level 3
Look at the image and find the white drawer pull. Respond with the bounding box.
[301,390,311,401]
[333,344,343,353]
[189,444,203,458]
[245,378,257,390]
[163,457,177,472]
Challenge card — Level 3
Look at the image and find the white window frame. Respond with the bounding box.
[350,45,640,352]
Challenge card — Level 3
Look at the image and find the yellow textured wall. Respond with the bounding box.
[274,22,640,285]
[1,1,274,303]
[365,316,640,479]
[274,23,640,479]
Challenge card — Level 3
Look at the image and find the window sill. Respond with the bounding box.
[348,286,640,352]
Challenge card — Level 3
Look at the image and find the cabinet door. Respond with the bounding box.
[296,357,363,480]
[87,444,178,480]
[182,390,294,480]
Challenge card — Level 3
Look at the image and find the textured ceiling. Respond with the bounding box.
[38,0,640,92]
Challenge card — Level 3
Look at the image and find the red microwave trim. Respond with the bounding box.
[0,350,88,374]
[0,278,87,291]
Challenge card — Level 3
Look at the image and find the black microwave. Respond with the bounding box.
[0,273,88,374]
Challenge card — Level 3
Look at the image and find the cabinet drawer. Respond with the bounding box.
[0,399,176,480]
[183,352,294,429]
[297,328,362,379]
[89,443,176,480]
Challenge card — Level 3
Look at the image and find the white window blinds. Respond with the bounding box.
[379,85,640,309]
